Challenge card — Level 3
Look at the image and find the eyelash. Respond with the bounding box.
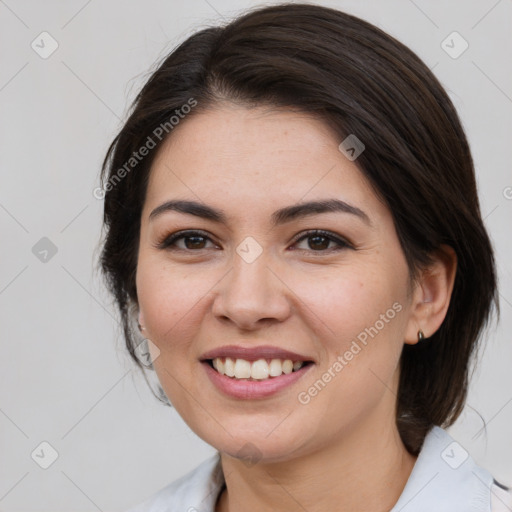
[155,229,352,253]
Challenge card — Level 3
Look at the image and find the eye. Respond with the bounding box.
[155,230,218,251]
[155,229,351,253]
[291,230,351,252]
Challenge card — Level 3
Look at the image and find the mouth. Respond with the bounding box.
[199,345,315,398]
[205,357,314,381]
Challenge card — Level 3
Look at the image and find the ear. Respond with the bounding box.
[404,245,457,345]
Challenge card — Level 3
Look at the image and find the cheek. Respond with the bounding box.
[288,264,405,348]
[136,261,216,413]
[288,265,408,402]
[136,259,215,355]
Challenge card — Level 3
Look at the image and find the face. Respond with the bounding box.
[136,104,416,463]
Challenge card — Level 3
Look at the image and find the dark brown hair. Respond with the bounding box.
[99,3,498,455]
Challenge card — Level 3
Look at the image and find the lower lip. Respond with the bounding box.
[202,362,313,399]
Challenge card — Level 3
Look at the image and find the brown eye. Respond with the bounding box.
[183,235,208,249]
[307,235,330,250]
[292,230,350,252]
[156,230,217,251]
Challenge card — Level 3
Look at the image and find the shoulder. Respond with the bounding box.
[491,479,512,512]
[126,453,223,512]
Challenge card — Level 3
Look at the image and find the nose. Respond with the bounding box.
[211,250,292,331]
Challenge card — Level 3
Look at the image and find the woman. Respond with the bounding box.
[98,4,511,511]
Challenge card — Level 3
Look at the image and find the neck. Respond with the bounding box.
[216,407,417,512]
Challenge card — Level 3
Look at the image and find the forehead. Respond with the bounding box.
[143,105,382,220]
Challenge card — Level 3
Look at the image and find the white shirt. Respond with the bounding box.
[128,426,512,512]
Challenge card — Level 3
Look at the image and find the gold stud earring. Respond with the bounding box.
[417,329,425,342]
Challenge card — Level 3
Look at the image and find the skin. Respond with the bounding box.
[136,104,457,512]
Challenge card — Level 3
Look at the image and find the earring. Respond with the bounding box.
[417,329,425,342]
[137,322,146,332]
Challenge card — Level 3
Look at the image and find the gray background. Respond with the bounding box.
[0,0,510,510]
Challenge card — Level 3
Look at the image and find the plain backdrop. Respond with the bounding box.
[0,0,511,510]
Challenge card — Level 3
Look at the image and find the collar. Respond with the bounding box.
[389,426,493,511]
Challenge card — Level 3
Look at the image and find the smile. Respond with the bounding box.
[208,357,308,380]
[200,344,314,399]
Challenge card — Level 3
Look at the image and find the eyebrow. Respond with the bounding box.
[149,198,371,226]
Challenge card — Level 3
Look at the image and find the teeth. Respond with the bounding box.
[234,358,251,379]
[224,357,235,377]
[251,359,269,380]
[211,357,305,380]
[215,358,225,374]
[269,358,283,377]
[282,360,293,374]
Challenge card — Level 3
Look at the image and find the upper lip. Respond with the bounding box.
[200,345,313,362]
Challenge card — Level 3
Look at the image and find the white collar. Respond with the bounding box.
[129,426,496,512]
[389,425,493,511]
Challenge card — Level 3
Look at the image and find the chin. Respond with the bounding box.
[193,418,313,464]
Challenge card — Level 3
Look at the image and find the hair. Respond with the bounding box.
[99,3,498,455]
